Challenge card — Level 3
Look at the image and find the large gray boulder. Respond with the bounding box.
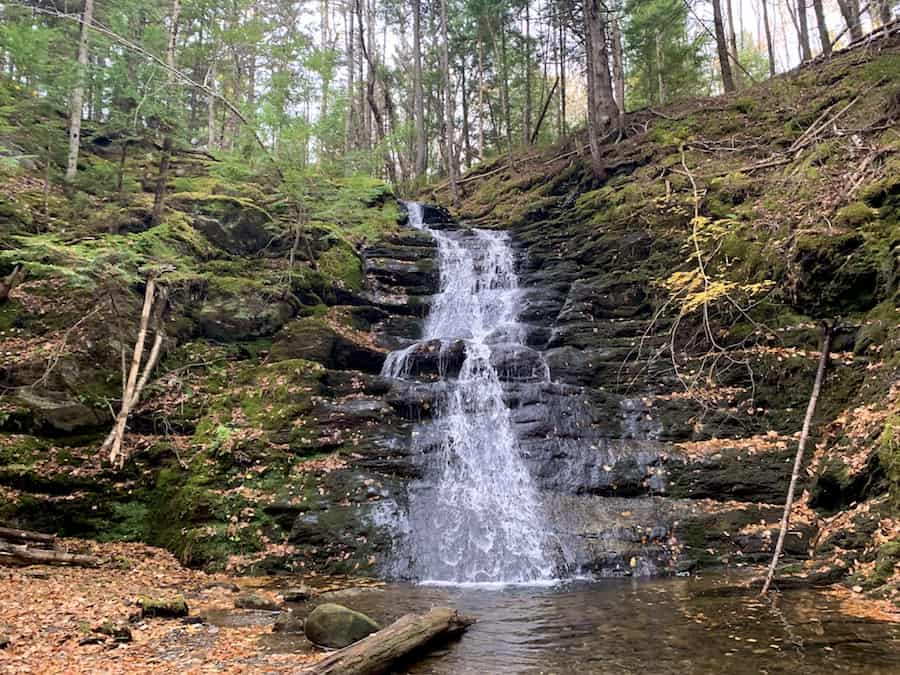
[303,602,380,648]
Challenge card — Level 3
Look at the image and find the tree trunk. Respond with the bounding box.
[478,37,486,156]
[523,1,533,146]
[413,0,426,179]
[207,59,217,149]
[877,0,892,26]
[813,0,832,57]
[500,25,513,157]
[441,0,459,204]
[345,0,356,153]
[557,0,567,138]
[761,0,776,76]
[0,542,98,568]
[612,14,625,121]
[461,63,473,167]
[837,0,864,42]
[151,0,181,228]
[760,323,834,596]
[654,30,665,105]
[0,527,55,547]
[65,0,95,182]
[103,279,164,467]
[797,0,812,61]
[725,0,741,86]
[304,607,475,675]
[584,0,617,179]
[712,0,736,92]
[531,77,558,144]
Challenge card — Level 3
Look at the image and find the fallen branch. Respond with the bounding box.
[760,321,834,596]
[0,542,98,567]
[302,607,475,675]
[0,526,56,547]
[101,277,167,467]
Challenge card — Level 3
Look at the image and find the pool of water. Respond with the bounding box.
[281,575,900,674]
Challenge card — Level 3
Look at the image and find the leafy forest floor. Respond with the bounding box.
[0,539,329,674]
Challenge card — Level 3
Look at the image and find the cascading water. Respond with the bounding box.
[383,202,555,584]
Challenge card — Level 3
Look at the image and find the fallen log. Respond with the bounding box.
[302,606,475,675]
[0,526,57,547]
[0,542,98,567]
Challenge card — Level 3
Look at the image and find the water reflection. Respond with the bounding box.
[294,576,900,674]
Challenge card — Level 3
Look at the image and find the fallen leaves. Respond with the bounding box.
[0,539,323,674]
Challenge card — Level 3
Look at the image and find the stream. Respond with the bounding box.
[261,576,900,674]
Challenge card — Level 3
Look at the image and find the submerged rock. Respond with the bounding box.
[303,602,380,648]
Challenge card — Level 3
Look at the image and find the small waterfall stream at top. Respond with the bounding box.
[382,202,556,584]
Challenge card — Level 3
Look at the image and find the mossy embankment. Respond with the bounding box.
[430,38,899,598]
[0,76,414,574]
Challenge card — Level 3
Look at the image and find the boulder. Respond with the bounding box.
[303,602,380,648]
[273,609,305,633]
[13,389,106,433]
[194,292,295,341]
[270,317,386,373]
[173,194,274,255]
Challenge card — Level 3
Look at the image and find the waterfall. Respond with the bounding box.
[384,202,555,584]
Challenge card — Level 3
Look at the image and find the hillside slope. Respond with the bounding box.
[430,36,899,600]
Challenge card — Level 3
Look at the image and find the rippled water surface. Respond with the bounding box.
[295,576,900,674]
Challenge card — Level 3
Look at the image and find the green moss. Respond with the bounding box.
[317,241,362,289]
[878,414,900,510]
[864,541,900,590]
[709,172,755,206]
[835,201,878,228]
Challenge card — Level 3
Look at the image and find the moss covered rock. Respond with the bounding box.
[303,603,380,648]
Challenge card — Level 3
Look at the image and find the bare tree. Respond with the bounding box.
[584,0,617,178]
[712,0,736,92]
[797,0,812,61]
[836,0,864,41]
[413,0,427,179]
[440,0,459,204]
[151,0,182,227]
[65,0,95,182]
[812,0,831,57]
[761,0,776,76]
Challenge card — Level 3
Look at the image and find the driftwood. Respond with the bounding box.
[0,542,98,567]
[302,607,475,675]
